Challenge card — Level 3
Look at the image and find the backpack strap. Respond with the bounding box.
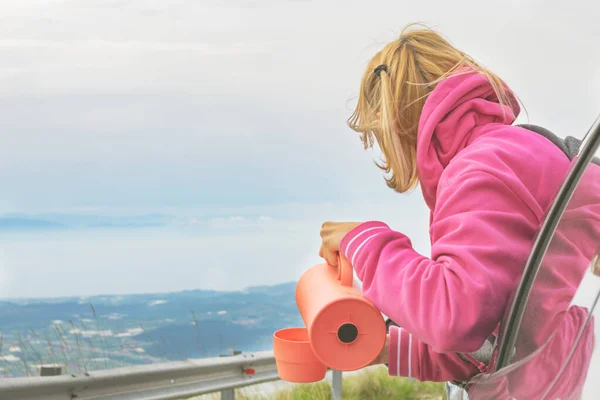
[517,124,600,165]
[455,334,495,374]
[384,318,505,377]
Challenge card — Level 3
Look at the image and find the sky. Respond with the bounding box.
[0,0,599,297]
[0,0,598,211]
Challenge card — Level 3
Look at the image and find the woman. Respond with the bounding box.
[319,24,599,399]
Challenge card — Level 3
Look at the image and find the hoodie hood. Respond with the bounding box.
[416,69,520,210]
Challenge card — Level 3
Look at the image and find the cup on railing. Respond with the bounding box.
[273,327,327,383]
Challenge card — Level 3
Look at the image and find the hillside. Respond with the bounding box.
[0,282,300,377]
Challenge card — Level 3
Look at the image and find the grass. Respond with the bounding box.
[194,367,445,400]
[0,302,181,377]
[338,368,443,400]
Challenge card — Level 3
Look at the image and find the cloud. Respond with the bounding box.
[106,313,127,320]
[0,0,597,213]
[0,39,269,54]
[115,328,144,337]
[233,319,258,326]
[208,216,275,229]
[68,329,114,337]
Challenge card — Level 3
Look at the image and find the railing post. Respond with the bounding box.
[221,388,235,400]
[40,365,62,377]
[331,370,342,400]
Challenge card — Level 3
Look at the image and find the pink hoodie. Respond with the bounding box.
[340,71,599,398]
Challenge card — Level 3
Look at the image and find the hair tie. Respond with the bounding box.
[374,64,388,77]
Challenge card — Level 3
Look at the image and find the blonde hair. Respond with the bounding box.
[348,24,517,193]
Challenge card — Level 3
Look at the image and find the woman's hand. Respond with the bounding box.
[369,334,390,366]
[319,221,362,266]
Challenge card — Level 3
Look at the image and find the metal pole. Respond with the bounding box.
[331,370,342,400]
[221,388,235,400]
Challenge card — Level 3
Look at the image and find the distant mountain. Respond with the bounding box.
[0,283,301,376]
[0,213,172,231]
[243,282,297,295]
[0,211,281,233]
[0,217,66,231]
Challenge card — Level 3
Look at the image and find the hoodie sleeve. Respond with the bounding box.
[340,170,540,354]
[387,325,479,382]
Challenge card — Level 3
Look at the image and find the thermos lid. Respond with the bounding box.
[309,296,386,371]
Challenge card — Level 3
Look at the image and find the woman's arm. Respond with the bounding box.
[341,170,540,353]
[371,327,479,382]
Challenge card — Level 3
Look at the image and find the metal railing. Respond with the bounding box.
[495,114,600,371]
[0,351,343,400]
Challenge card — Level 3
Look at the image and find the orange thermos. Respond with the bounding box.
[273,254,386,383]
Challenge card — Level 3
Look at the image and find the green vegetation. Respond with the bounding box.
[199,367,445,400]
